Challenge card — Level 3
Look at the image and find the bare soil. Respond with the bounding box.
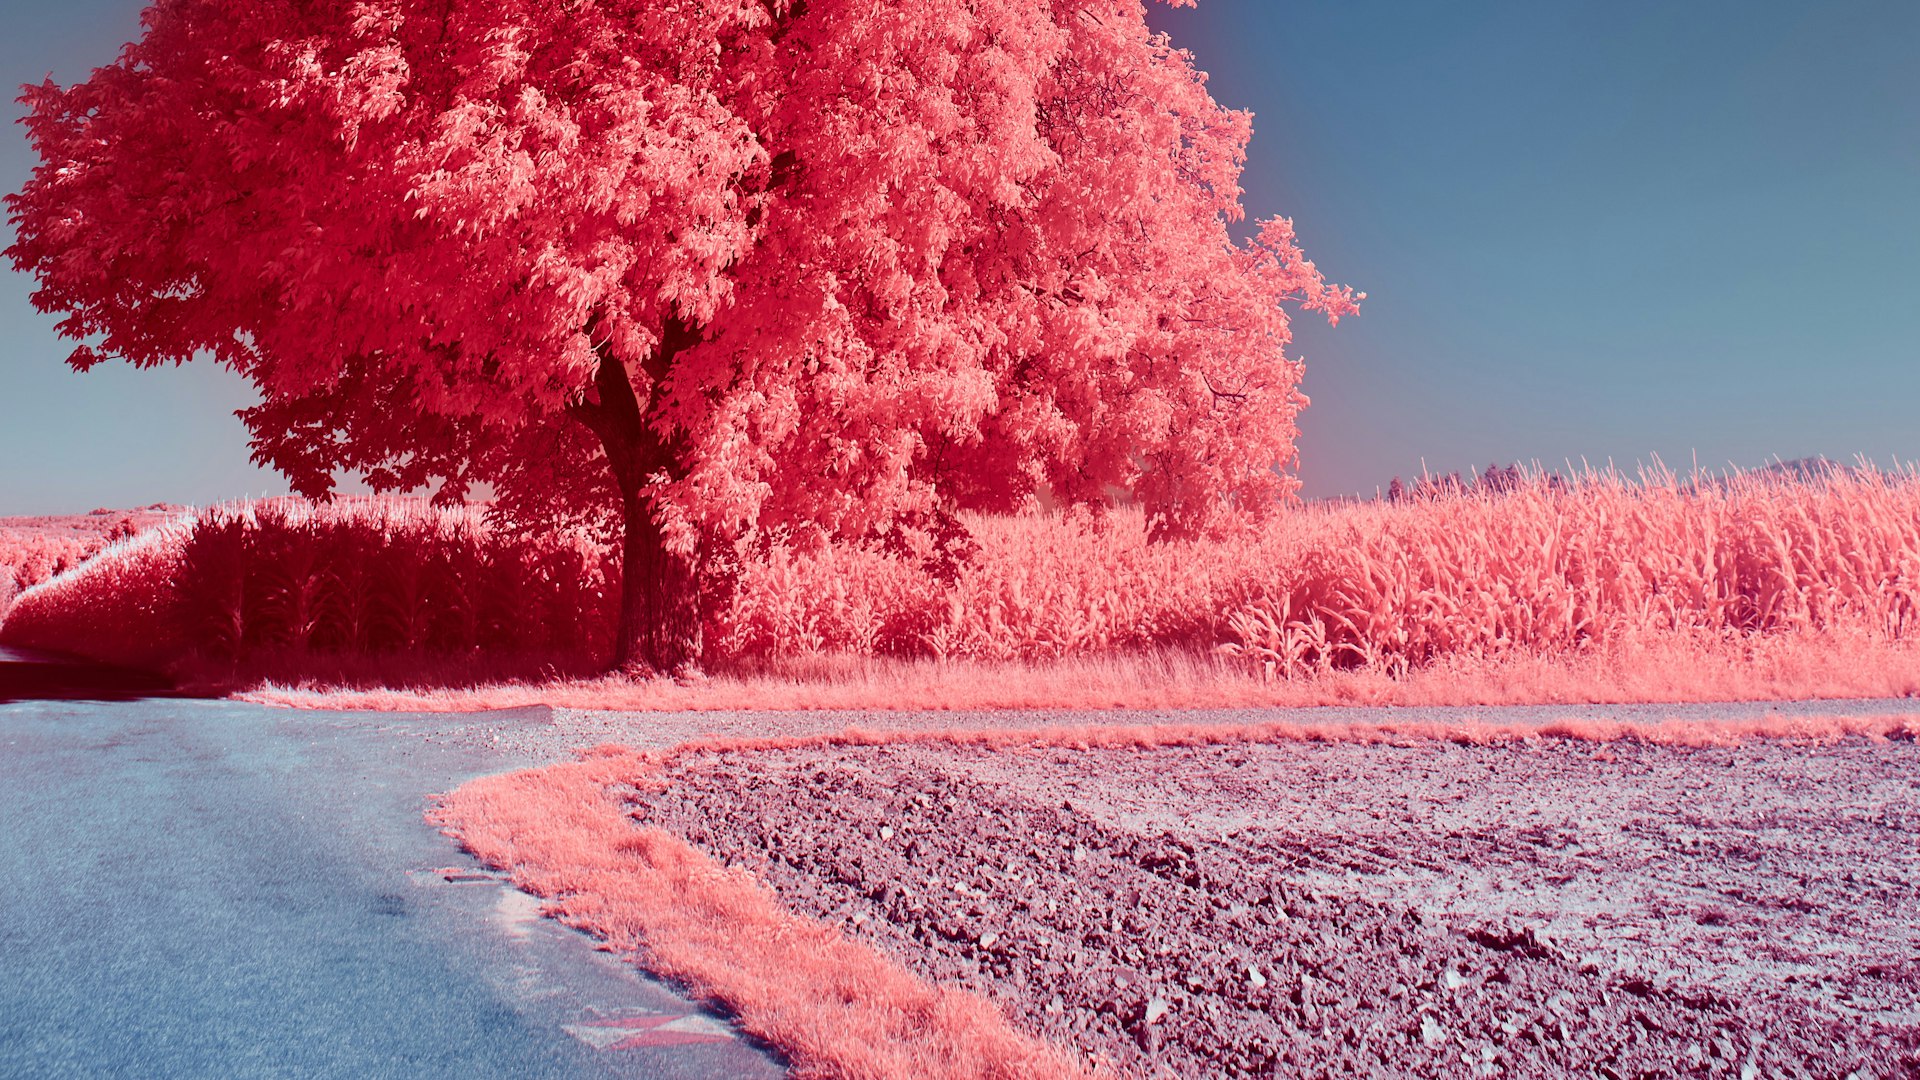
[625,734,1920,1078]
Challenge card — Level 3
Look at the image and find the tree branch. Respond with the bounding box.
[1203,373,1248,404]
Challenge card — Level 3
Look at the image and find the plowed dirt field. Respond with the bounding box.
[629,735,1920,1078]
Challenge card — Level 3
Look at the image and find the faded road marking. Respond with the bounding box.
[563,1012,737,1049]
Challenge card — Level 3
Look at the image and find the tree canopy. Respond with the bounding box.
[7,0,1358,670]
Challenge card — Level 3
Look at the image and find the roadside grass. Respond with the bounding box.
[6,463,1919,708]
[243,629,1920,712]
[434,747,1093,1080]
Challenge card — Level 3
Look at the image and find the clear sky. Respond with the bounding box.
[2,0,1915,514]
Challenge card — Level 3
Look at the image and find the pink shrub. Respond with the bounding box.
[709,508,1256,664]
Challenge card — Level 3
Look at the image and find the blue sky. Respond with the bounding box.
[1151,0,1919,493]
[2,0,1915,514]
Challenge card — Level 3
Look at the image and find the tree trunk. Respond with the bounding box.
[611,483,702,674]
[569,317,704,675]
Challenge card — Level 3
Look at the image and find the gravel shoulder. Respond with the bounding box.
[621,731,1920,1078]
[406,696,1920,762]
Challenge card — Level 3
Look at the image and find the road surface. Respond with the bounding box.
[0,647,784,1079]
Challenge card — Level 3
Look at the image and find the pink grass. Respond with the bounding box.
[432,752,1095,1080]
[641,710,1920,755]
[538,710,1920,766]
[711,463,1920,672]
[241,628,1920,712]
[0,518,194,668]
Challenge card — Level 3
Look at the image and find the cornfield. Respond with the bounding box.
[710,464,1920,679]
[0,530,101,623]
[0,497,617,676]
[6,465,1918,694]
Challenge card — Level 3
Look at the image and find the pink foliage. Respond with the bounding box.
[0,531,99,622]
[0,521,191,667]
[709,464,1920,676]
[0,508,178,624]
[7,0,1356,669]
[0,497,615,679]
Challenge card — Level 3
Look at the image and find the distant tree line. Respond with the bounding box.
[1384,463,1566,503]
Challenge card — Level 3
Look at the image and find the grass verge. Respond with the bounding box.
[245,629,1920,712]
[431,748,1094,1080]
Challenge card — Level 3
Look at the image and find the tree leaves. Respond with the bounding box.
[7,0,1357,548]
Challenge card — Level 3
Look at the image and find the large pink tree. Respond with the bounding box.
[7,0,1358,673]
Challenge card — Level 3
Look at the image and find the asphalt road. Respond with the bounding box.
[0,650,784,1080]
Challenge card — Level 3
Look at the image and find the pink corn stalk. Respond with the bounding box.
[6,464,1917,695]
[705,462,1920,681]
[0,496,617,677]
